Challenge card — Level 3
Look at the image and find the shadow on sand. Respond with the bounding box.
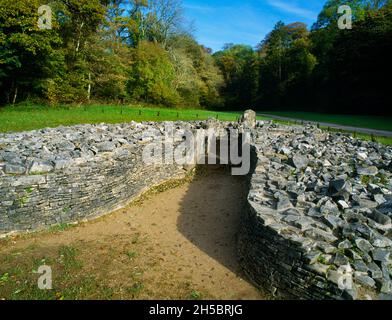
[177,165,249,277]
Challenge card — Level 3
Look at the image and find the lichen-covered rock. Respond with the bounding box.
[241,110,256,129]
[29,161,54,174]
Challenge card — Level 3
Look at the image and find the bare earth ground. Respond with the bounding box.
[0,166,266,300]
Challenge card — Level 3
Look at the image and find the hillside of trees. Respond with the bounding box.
[0,0,391,115]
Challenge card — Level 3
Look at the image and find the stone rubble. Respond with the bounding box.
[239,121,392,300]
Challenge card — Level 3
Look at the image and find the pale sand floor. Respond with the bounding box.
[0,166,266,300]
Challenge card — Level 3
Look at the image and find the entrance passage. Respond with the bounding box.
[0,166,265,300]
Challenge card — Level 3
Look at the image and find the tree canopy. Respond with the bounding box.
[0,0,391,115]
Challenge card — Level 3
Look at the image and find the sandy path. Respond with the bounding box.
[0,166,265,300]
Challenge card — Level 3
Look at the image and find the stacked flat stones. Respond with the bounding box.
[239,122,392,300]
[0,121,211,235]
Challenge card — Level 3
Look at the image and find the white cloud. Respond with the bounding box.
[267,0,318,20]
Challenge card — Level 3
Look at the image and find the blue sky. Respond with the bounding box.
[182,0,327,52]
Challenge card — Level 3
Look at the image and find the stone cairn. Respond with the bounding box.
[239,121,392,300]
[0,112,391,300]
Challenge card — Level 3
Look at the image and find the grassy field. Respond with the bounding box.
[0,104,251,133]
[1,104,391,144]
[262,111,392,132]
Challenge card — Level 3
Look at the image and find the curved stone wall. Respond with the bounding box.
[0,121,212,235]
[239,124,392,300]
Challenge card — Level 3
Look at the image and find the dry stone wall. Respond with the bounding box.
[0,121,217,235]
[239,123,392,300]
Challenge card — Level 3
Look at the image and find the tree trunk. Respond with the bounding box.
[76,22,85,53]
[87,73,92,101]
[12,86,18,105]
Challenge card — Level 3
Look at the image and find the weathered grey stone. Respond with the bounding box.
[305,251,322,265]
[4,163,26,174]
[304,228,338,243]
[307,207,324,218]
[367,262,383,279]
[283,208,302,216]
[2,152,23,164]
[372,236,392,248]
[320,200,340,216]
[291,154,309,170]
[55,141,75,151]
[334,253,350,266]
[282,214,300,224]
[338,240,353,249]
[354,274,376,288]
[292,217,313,231]
[366,210,391,226]
[323,215,343,230]
[355,198,379,209]
[368,184,382,194]
[353,261,369,273]
[357,166,379,176]
[338,201,350,211]
[357,152,368,161]
[374,194,386,205]
[379,280,392,294]
[381,262,392,279]
[11,175,46,187]
[347,249,363,261]
[307,263,330,275]
[279,146,291,155]
[96,141,116,152]
[329,179,352,198]
[29,161,54,174]
[276,197,293,212]
[371,249,391,263]
[326,270,343,286]
[54,159,73,170]
[241,110,256,129]
[378,200,392,216]
[355,238,374,253]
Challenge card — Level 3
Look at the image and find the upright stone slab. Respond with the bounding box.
[241,110,257,129]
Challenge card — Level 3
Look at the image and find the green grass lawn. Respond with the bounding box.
[1,104,391,145]
[262,111,392,132]
[0,104,256,133]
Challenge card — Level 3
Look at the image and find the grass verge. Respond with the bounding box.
[0,103,266,133]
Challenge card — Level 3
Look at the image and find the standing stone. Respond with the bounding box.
[241,110,256,129]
